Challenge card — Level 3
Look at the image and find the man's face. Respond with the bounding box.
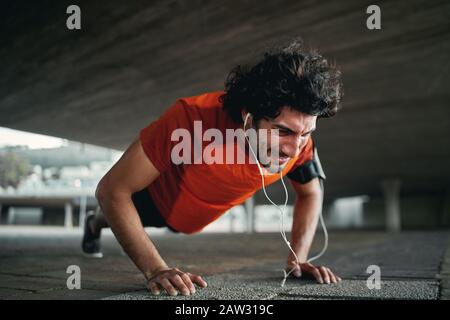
[255,107,317,172]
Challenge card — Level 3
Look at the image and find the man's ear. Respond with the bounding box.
[241,110,248,122]
[241,110,253,123]
[242,112,252,129]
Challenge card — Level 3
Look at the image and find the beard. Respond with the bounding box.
[258,145,290,173]
[260,155,289,173]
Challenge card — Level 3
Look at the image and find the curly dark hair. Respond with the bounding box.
[220,39,343,123]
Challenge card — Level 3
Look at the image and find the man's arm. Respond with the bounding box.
[289,178,323,263]
[96,137,206,296]
[287,178,341,284]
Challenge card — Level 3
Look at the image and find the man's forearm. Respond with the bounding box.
[98,192,168,279]
[288,191,323,263]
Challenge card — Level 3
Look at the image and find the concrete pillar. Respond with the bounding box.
[64,202,73,228]
[245,196,255,234]
[78,195,87,229]
[381,179,402,232]
[228,210,235,233]
[7,207,15,224]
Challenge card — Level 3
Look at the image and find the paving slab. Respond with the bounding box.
[104,269,439,300]
[0,227,448,300]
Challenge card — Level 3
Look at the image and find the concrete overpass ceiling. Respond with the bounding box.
[1,0,449,198]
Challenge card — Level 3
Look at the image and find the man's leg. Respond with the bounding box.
[81,206,105,258]
[89,205,108,236]
[82,189,174,257]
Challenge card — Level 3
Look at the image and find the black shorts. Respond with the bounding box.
[131,188,179,233]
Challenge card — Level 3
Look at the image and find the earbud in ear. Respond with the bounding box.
[243,113,252,130]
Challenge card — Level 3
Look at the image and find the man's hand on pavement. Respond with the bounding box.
[146,267,207,296]
[286,261,342,284]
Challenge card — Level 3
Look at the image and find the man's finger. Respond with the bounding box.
[171,274,190,296]
[188,273,208,288]
[148,281,160,295]
[319,266,330,284]
[181,273,196,294]
[160,278,178,296]
[309,267,324,284]
[291,265,301,278]
[327,268,338,284]
[300,263,321,283]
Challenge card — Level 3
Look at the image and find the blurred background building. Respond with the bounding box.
[0,135,121,228]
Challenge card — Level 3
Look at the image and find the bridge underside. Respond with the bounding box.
[0,0,449,199]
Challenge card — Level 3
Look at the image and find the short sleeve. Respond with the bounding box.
[139,99,189,173]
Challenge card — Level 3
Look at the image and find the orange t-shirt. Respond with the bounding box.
[139,91,314,234]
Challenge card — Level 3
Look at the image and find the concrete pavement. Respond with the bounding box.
[0,227,448,300]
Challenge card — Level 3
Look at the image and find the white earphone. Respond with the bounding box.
[242,112,328,287]
[243,112,300,286]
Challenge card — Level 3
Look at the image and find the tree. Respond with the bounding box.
[0,152,31,189]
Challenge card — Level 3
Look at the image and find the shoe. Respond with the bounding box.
[81,211,103,258]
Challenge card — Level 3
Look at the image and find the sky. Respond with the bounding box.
[0,127,67,149]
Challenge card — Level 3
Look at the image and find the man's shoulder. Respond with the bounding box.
[177,90,225,111]
[169,90,236,130]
